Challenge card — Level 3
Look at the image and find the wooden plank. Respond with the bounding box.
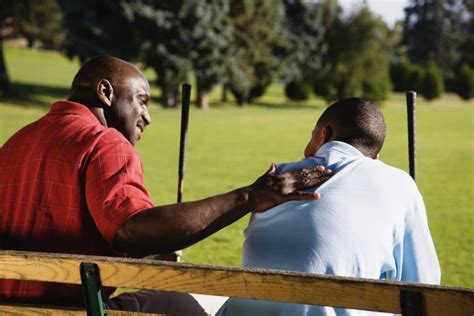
[0,251,473,315]
[0,304,84,316]
[0,303,162,315]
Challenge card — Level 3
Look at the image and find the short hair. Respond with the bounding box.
[319,98,386,158]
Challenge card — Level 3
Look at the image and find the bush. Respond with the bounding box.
[406,65,425,93]
[362,67,392,101]
[421,62,444,100]
[390,60,413,92]
[456,64,474,100]
[285,81,310,100]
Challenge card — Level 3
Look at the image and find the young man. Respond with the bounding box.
[0,56,331,311]
[223,98,440,316]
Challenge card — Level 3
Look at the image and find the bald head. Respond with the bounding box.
[68,55,151,146]
[305,98,386,158]
[70,55,145,93]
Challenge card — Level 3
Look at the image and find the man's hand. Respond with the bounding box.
[247,164,332,213]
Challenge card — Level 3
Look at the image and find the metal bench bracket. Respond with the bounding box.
[400,290,424,316]
[80,262,105,316]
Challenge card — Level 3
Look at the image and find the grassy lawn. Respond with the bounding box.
[1,46,473,288]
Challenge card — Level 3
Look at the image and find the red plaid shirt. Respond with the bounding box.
[0,101,154,306]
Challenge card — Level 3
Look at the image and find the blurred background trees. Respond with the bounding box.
[14,0,64,50]
[280,0,326,101]
[57,0,141,63]
[121,0,232,109]
[226,0,285,106]
[392,0,472,100]
[1,0,473,105]
[313,3,393,102]
[0,0,14,97]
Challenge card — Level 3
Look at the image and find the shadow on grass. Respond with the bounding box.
[1,82,70,109]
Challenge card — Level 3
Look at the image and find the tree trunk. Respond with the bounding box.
[0,35,13,98]
[197,91,209,110]
[196,80,209,110]
[26,37,34,48]
[221,83,228,103]
[230,87,248,107]
[237,95,248,107]
[161,84,179,108]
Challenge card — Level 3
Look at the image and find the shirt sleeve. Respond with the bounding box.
[400,192,441,284]
[85,131,154,246]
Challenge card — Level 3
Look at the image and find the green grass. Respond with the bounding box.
[1,46,473,288]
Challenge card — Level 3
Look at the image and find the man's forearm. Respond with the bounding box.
[114,187,252,257]
[114,164,332,257]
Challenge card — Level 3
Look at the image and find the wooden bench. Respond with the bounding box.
[0,250,473,315]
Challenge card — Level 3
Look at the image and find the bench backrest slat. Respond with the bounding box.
[0,251,473,315]
[0,303,163,316]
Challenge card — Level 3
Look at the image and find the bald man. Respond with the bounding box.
[223,98,440,316]
[0,56,330,310]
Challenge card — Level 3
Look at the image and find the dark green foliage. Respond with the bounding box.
[0,0,14,97]
[458,0,474,68]
[456,64,474,100]
[279,0,325,85]
[313,5,392,103]
[121,1,191,108]
[186,1,232,109]
[122,0,232,109]
[406,64,425,93]
[58,0,141,63]
[227,0,284,106]
[420,61,444,100]
[403,0,467,89]
[284,80,310,101]
[13,0,64,49]
[390,59,413,92]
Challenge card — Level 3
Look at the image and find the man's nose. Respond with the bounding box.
[142,106,151,125]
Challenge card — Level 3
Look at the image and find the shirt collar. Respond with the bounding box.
[50,101,102,125]
[314,141,365,169]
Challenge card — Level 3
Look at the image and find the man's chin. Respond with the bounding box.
[127,134,140,146]
[135,133,142,143]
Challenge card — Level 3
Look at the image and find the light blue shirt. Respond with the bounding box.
[224,141,440,316]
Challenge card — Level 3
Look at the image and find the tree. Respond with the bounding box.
[458,0,474,68]
[406,63,425,92]
[227,0,284,106]
[122,1,232,109]
[123,1,190,108]
[186,1,232,110]
[390,57,413,92]
[280,0,326,101]
[13,0,64,49]
[313,4,392,103]
[57,0,141,63]
[420,61,444,100]
[0,0,14,97]
[403,0,467,88]
[456,64,474,100]
[284,80,311,100]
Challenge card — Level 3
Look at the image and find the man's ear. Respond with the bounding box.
[322,125,333,143]
[97,79,114,107]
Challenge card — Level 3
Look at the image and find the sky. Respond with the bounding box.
[338,0,409,27]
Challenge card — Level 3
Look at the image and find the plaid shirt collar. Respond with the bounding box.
[50,101,102,125]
